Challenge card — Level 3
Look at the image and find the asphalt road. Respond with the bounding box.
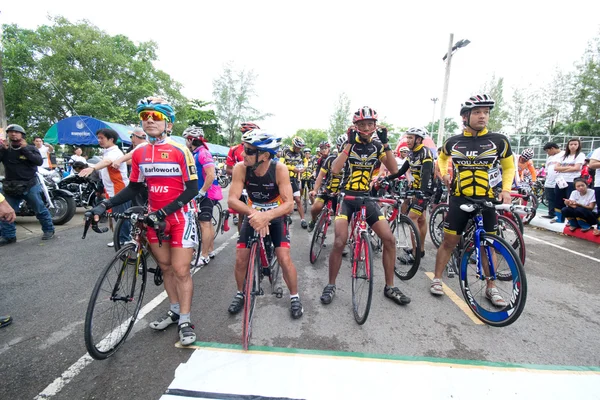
[1,189,599,400]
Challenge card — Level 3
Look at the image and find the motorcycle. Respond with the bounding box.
[12,169,77,225]
[217,168,230,188]
[59,174,101,209]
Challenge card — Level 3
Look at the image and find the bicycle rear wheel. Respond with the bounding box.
[84,244,147,360]
[242,242,260,350]
[352,232,374,325]
[392,214,422,280]
[309,210,328,264]
[428,203,448,249]
[212,201,222,239]
[459,233,527,327]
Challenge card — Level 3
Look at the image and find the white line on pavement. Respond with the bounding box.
[523,234,600,263]
[34,233,238,400]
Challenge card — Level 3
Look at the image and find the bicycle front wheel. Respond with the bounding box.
[242,242,260,350]
[428,203,448,249]
[393,215,422,280]
[352,232,374,325]
[212,201,222,240]
[459,233,527,327]
[309,211,328,264]
[84,244,147,360]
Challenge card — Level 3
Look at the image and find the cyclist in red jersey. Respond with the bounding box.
[226,123,259,229]
[88,97,199,346]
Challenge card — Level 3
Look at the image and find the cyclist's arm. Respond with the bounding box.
[387,159,409,180]
[312,168,327,193]
[500,155,516,193]
[527,161,537,181]
[228,163,254,216]
[331,144,351,174]
[421,158,434,195]
[438,151,449,176]
[104,181,145,208]
[381,148,398,175]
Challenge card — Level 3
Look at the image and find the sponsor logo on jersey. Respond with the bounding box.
[141,163,183,176]
[161,152,169,159]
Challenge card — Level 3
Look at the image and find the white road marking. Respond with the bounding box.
[35,233,238,400]
[524,234,600,263]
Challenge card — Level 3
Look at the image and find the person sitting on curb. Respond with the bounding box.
[561,178,596,233]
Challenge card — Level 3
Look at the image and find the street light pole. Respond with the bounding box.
[430,97,438,135]
[437,33,454,148]
[436,35,471,148]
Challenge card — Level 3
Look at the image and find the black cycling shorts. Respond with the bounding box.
[315,192,339,214]
[290,179,300,196]
[443,196,498,235]
[335,193,384,227]
[237,215,291,249]
[408,197,430,216]
[198,196,215,222]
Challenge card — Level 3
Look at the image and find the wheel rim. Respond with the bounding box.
[352,236,373,324]
[49,196,69,220]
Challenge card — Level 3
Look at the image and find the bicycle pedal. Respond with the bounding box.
[275,287,283,298]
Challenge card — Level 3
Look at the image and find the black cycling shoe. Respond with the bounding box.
[300,219,308,229]
[285,215,293,225]
[320,284,336,304]
[0,237,16,247]
[384,286,411,305]
[178,322,196,346]
[307,220,316,232]
[290,298,304,319]
[228,292,244,314]
[0,315,13,329]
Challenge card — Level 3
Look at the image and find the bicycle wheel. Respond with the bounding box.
[192,217,203,268]
[392,214,422,280]
[242,242,260,350]
[212,201,222,240]
[496,215,526,268]
[112,218,133,252]
[309,210,328,264]
[84,244,147,360]
[459,233,527,327]
[428,203,448,249]
[302,187,308,214]
[503,210,524,235]
[352,232,374,325]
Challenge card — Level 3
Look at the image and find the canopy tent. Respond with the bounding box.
[169,136,230,157]
[43,116,133,146]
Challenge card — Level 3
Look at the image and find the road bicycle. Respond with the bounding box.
[339,193,398,325]
[300,178,314,214]
[309,196,335,264]
[449,197,527,327]
[242,230,283,350]
[82,206,167,360]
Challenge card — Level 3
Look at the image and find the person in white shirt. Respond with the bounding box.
[70,147,86,164]
[541,142,564,219]
[561,178,596,232]
[587,147,600,236]
[553,138,586,223]
[33,136,54,169]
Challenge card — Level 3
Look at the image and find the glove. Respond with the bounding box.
[145,209,167,229]
[347,127,358,145]
[195,190,207,202]
[87,201,108,219]
[376,127,388,144]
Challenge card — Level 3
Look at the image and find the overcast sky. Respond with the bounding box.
[2,0,600,138]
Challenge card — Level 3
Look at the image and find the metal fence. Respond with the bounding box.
[507,134,600,167]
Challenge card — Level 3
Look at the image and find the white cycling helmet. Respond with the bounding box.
[241,129,282,155]
[182,126,204,139]
[405,127,429,139]
[336,134,347,152]
[460,94,495,115]
[292,136,306,148]
[521,148,534,161]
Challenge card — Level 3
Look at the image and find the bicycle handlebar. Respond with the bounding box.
[82,210,167,247]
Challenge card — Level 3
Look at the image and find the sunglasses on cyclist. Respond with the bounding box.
[243,146,259,156]
[139,111,168,122]
[130,133,146,140]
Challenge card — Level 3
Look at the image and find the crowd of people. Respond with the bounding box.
[2,91,600,338]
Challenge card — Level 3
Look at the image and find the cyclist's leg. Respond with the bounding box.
[198,197,214,259]
[234,218,252,292]
[328,213,350,284]
[271,217,297,295]
[310,195,325,222]
[433,197,468,280]
[410,198,428,254]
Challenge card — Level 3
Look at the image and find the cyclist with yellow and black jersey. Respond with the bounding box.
[386,127,435,264]
[307,135,347,232]
[301,148,315,194]
[281,137,308,228]
[431,94,515,307]
[320,106,411,307]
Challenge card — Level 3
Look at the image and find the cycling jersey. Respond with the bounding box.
[518,159,537,182]
[301,157,314,180]
[245,160,282,210]
[320,154,345,193]
[130,138,198,215]
[193,145,222,201]
[397,144,434,195]
[438,128,514,198]
[100,145,129,197]
[281,148,303,179]
[226,144,244,168]
[342,139,385,192]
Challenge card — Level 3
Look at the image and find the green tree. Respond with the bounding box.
[429,118,459,144]
[212,62,271,146]
[179,99,226,145]
[292,128,329,152]
[328,92,351,142]
[481,74,509,132]
[569,34,600,136]
[2,16,186,136]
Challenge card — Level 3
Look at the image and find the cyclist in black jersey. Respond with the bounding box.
[227,129,303,319]
[431,94,516,307]
[307,135,347,232]
[321,106,411,306]
[281,137,308,228]
[387,127,435,263]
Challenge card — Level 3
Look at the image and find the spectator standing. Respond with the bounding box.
[553,138,585,223]
[33,136,54,169]
[541,142,564,219]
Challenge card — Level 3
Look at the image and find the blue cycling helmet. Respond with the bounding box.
[242,129,282,155]
[136,96,176,123]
